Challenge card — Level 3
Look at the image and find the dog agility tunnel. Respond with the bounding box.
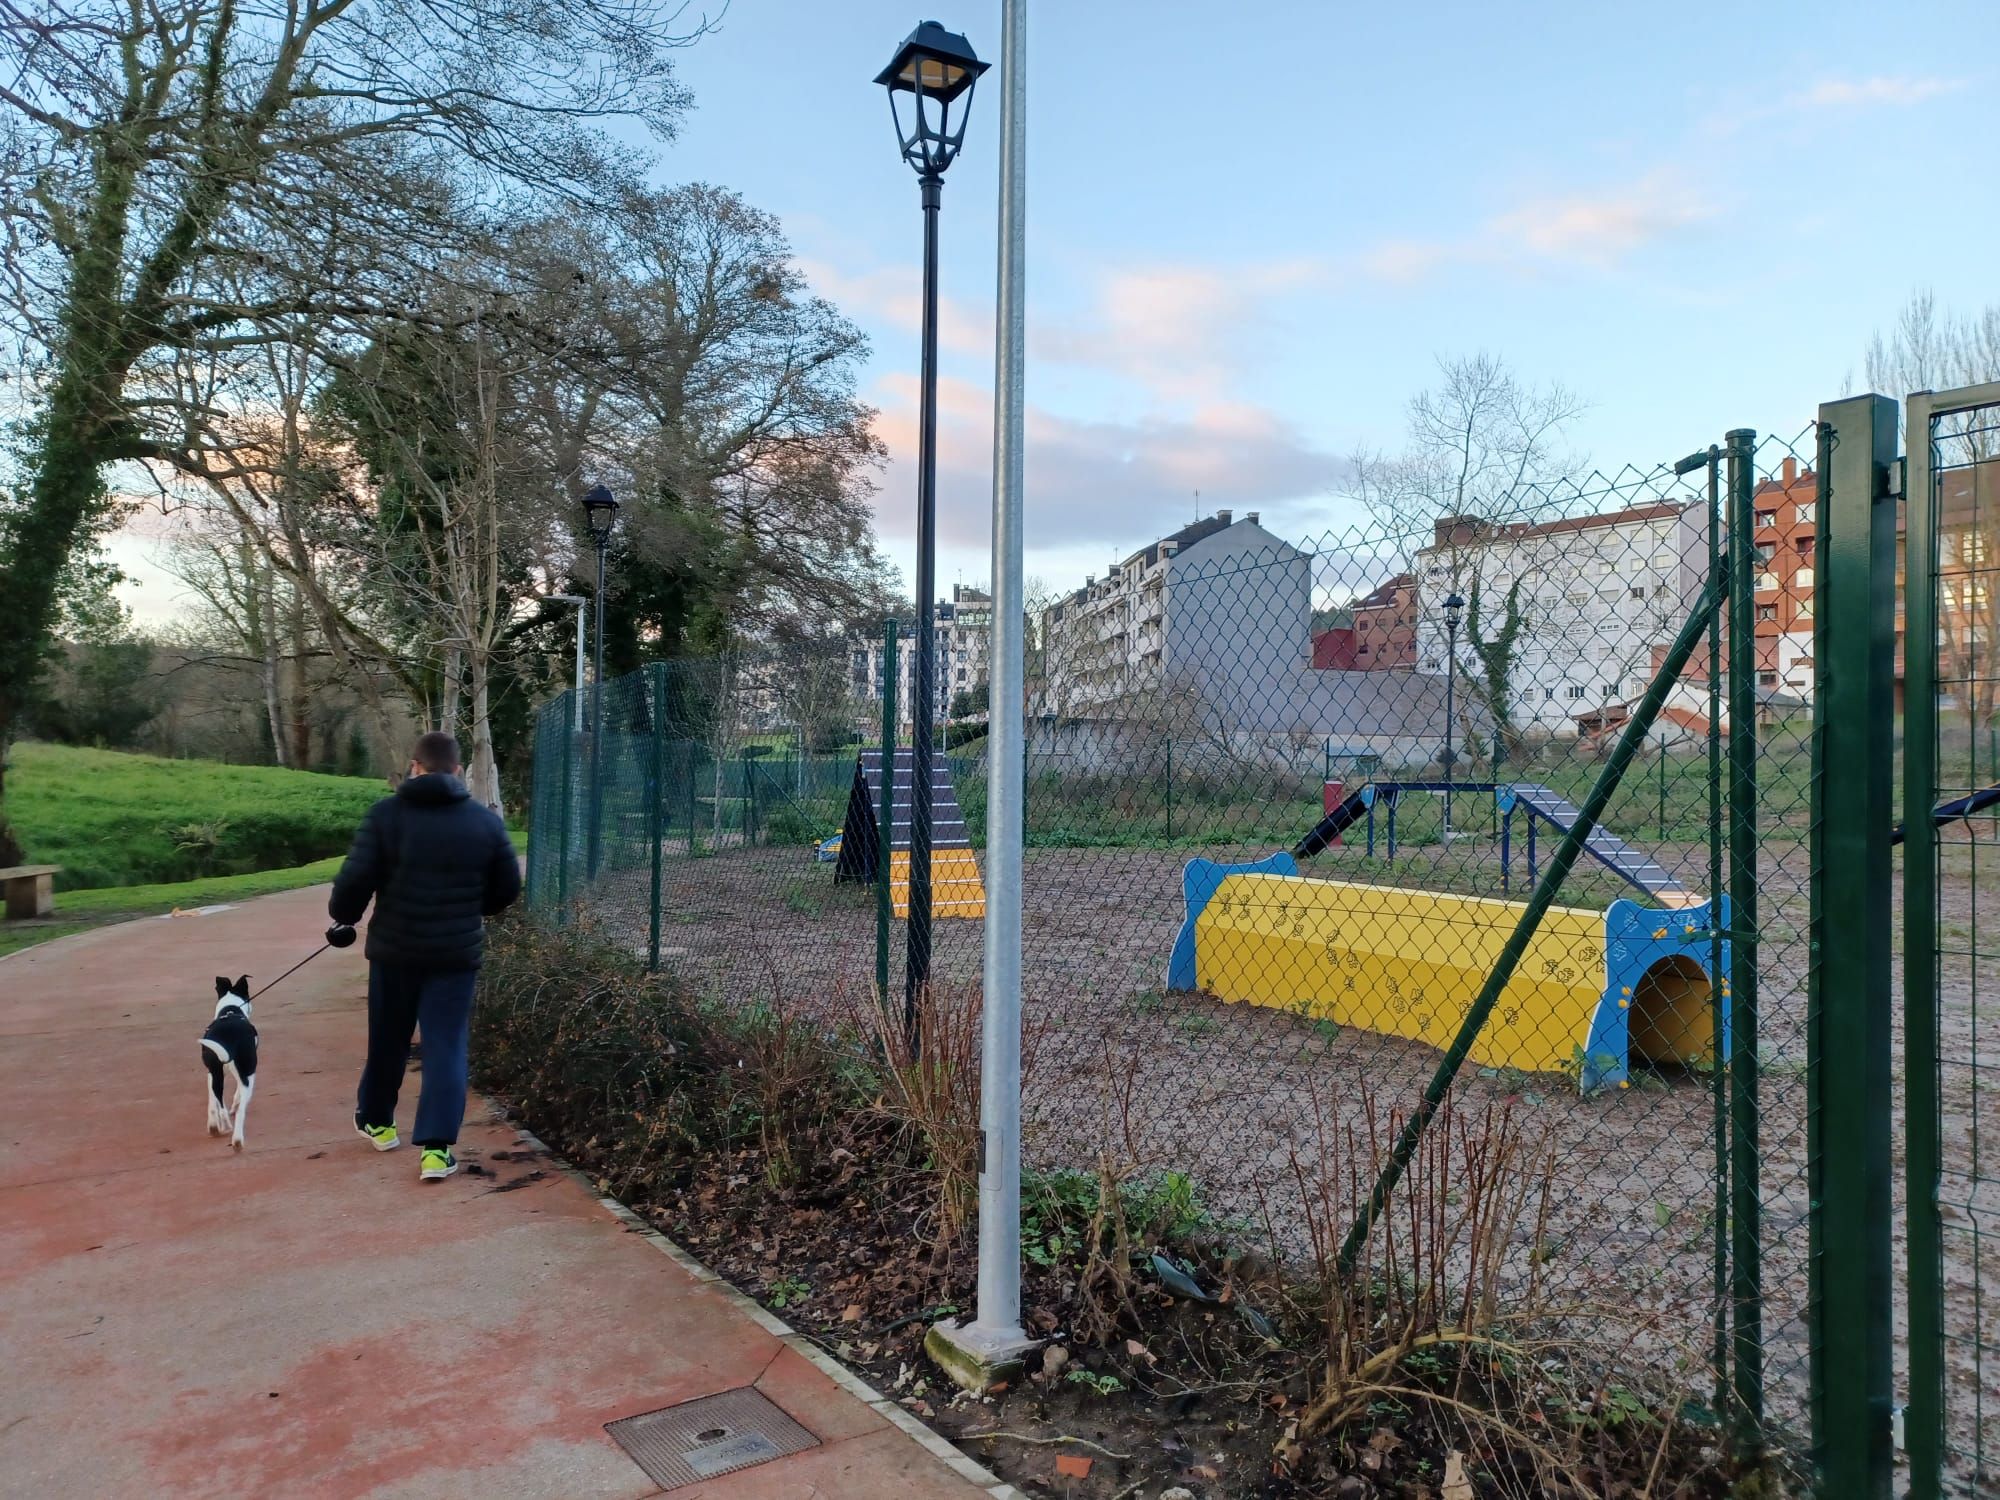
[1164,852,1729,1093]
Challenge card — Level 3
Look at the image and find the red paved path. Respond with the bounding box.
[0,886,1003,1499]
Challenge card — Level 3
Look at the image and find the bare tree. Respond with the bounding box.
[1868,290,2000,728]
[1343,354,1587,751]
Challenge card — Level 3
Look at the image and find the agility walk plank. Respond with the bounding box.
[834,749,986,920]
[1165,854,1727,1091]
[1503,783,1688,901]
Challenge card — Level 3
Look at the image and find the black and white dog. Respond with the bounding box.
[201,976,258,1150]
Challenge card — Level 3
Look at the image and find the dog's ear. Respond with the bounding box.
[235,975,251,996]
[215,976,232,996]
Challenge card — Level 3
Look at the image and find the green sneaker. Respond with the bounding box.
[419,1147,458,1182]
[355,1120,400,1151]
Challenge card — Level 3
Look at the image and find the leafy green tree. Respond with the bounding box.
[0,0,701,859]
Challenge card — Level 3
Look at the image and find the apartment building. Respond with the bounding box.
[1037,510,1296,712]
[848,583,993,731]
[1311,573,1417,670]
[1411,499,1709,736]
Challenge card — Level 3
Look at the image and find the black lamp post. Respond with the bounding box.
[1440,590,1465,839]
[878,20,987,1047]
[582,484,619,879]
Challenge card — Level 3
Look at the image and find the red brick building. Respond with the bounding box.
[1313,573,1417,670]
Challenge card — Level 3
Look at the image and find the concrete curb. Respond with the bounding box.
[508,1125,1028,1500]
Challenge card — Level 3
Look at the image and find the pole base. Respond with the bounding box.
[924,1318,1038,1394]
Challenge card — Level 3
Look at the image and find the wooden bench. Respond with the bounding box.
[0,865,60,920]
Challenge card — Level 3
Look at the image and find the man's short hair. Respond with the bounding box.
[413,731,461,774]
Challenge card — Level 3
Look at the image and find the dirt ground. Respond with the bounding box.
[588,818,1996,1487]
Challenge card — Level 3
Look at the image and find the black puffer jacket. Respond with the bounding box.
[329,774,521,970]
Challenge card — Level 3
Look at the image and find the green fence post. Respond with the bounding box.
[557,713,574,918]
[1338,571,1724,1276]
[1725,427,1764,1458]
[648,662,666,973]
[876,619,899,1011]
[740,751,755,845]
[1703,444,1728,1424]
[1808,396,1897,1498]
[1164,735,1173,841]
[1658,732,1668,840]
[1903,389,1948,1500]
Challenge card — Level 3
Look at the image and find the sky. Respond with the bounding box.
[113,0,2000,623]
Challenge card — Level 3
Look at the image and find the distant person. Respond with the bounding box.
[329,731,521,1181]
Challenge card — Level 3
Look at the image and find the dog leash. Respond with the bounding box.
[253,926,357,1000]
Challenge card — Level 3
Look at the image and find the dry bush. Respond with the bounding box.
[855,980,1049,1260]
[1271,1082,1721,1497]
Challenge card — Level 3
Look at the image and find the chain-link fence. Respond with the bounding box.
[527,425,1831,1474]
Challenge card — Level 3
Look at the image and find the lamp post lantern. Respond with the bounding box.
[878,20,987,1049]
[1441,590,1465,839]
[582,485,619,879]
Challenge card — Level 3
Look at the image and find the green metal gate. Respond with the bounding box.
[1903,381,2000,1499]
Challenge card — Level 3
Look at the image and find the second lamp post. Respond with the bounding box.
[583,484,619,880]
[1440,590,1464,839]
[877,21,987,1046]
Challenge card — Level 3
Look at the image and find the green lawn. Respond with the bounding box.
[6,742,389,889]
[0,856,348,959]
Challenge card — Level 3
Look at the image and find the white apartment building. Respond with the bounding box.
[1410,500,1708,737]
[849,584,992,731]
[1038,509,1290,712]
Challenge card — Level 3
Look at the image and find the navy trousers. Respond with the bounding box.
[355,962,477,1147]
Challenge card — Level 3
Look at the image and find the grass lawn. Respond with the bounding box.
[0,856,347,960]
[7,742,389,889]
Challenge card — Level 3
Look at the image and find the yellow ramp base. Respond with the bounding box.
[889,848,986,920]
[1195,874,1603,1075]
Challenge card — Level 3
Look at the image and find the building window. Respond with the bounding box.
[1796,535,1814,558]
[1756,604,1778,623]
[1629,586,1646,600]
[1566,684,1586,700]
[1796,502,1816,523]
[1759,671,1778,687]
[1545,687,1557,700]
[1756,509,1777,529]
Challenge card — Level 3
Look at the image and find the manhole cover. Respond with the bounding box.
[605,1386,819,1489]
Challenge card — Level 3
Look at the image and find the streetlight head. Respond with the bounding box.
[581,484,619,538]
[877,21,988,178]
[1443,590,1466,624]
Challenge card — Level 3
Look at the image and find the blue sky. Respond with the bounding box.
[109,1,2000,621]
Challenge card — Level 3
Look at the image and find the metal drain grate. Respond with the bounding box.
[605,1386,819,1489]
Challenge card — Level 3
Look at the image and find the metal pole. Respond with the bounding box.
[1164,735,1173,840]
[904,171,943,1047]
[877,619,899,1014]
[1904,390,1948,1500]
[962,0,1031,1366]
[1659,732,1668,840]
[648,660,666,973]
[1807,396,1897,1498]
[1725,426,1763,1456]
[1705,445,1728,1422]
[1338,569,1725,1277]
[588,537,609,880]
[573,602,586,734]
[1442,617,1457,837]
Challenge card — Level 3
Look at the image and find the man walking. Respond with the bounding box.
[330,731,521,1181]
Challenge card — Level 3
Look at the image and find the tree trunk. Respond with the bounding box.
[254,560,289,768]
[286,582,312,768]
[466,650,504,817]
[441,647,463,739]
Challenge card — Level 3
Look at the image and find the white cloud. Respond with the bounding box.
[792,256,991,357]
[1790,75,1963,109]
[868,371,1348,554]
[1031,258,1326,403]
[1354,169,1718,282]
